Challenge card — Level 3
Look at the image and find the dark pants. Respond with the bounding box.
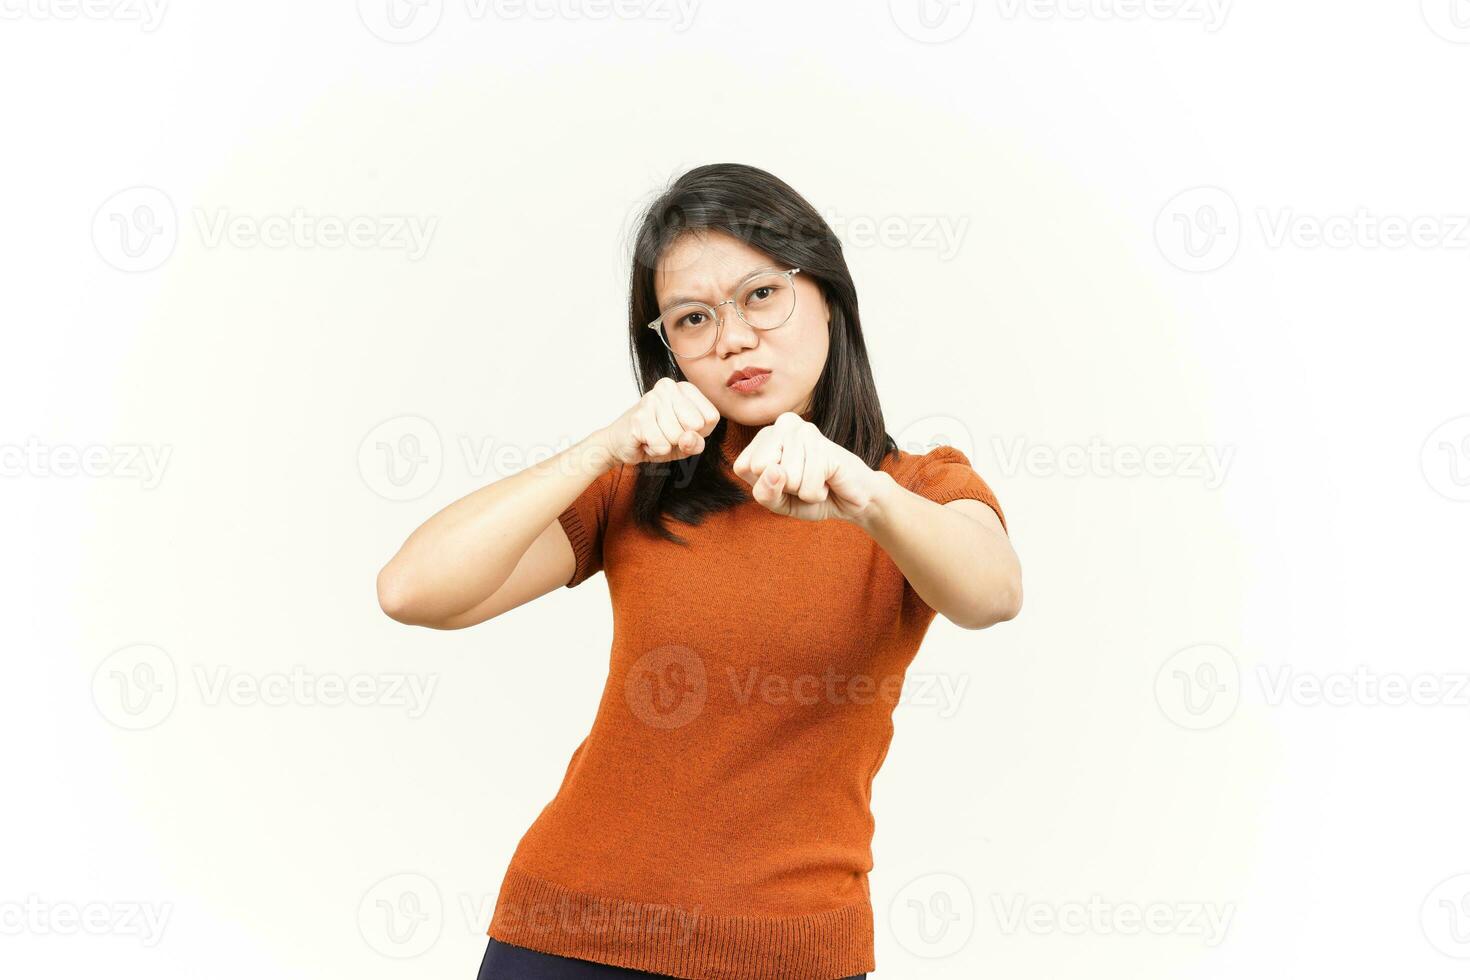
[476,937,867,979]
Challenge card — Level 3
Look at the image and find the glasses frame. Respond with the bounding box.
[646,267,802,359]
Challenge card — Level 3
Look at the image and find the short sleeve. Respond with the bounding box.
[556,464,625,588]
[903,445,1008,535]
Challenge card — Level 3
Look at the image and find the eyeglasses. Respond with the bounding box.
[647,267,802,359]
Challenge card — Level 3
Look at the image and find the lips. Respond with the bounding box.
[726,366,772,387]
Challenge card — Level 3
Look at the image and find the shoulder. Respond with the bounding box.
[881,442,1008,533]
[881,442,980,491]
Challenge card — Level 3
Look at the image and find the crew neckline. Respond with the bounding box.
[716,409,815,465]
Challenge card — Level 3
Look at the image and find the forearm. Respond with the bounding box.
[852,471,1022,629]
[376,429,615,623]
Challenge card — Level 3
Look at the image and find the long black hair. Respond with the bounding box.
[624,163,897,543]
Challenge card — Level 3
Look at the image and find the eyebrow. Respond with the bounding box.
[661,266,781,308]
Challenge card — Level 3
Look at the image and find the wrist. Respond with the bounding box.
[575,428,619,476]
[847,469,900,532]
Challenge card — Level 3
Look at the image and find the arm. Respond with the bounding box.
[376,379,721,630]
[852,473,1022,630]
[375,430,616,629]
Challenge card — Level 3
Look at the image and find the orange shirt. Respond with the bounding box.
[487,417,1008,980]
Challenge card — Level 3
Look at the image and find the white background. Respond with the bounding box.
[3,1,1469,978]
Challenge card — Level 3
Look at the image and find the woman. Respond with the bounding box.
[376,163,1023,980]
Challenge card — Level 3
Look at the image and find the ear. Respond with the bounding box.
[810,277,833,327]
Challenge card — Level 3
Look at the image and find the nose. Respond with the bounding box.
[713,299,758,355]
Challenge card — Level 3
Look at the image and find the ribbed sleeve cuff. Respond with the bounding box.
[555,505,594,588]
[910,480,1008,535]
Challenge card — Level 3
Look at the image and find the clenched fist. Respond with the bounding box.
[729,412,886,523]
[600,377,721,466]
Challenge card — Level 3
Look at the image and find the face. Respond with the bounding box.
[653,228,829,425]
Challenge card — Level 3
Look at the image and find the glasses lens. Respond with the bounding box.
[737,272,796,330]
[659,303,718,357]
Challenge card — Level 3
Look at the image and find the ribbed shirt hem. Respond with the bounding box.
[486,865,875,980]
